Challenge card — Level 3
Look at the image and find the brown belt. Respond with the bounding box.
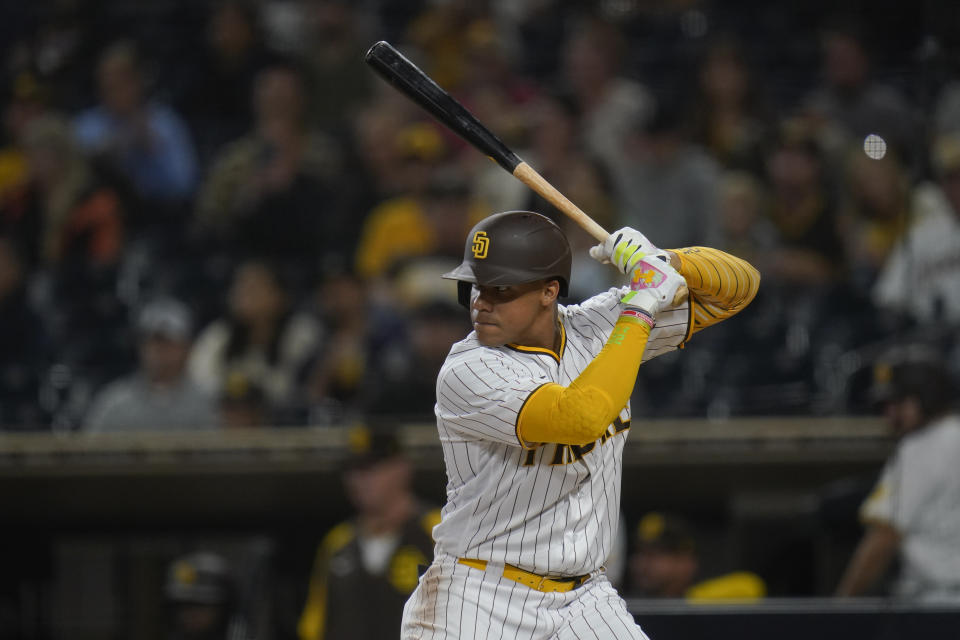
[457,558,590,593]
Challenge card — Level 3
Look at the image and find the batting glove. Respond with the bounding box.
[618,257,686,317]
[589,227,668,276]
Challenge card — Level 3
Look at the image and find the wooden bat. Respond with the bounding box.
[364,41,687,304]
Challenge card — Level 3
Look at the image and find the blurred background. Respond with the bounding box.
[1,0,959,638]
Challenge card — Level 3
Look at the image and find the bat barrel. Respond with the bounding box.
[364,41,522,173]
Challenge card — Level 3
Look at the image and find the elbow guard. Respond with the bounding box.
[518,382,617,446]
[516,315,652,446]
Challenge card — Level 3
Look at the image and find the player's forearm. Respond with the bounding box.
[517,312,652,446]
[835,523,900,597]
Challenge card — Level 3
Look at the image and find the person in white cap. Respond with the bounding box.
[83,297,219,432]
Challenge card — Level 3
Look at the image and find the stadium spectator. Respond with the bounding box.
[2,113,128,380]
[305,269,402,424]
[716,170,779,271]
[686,36,772,175]
[0,236,46,430]
[872,132,960,326]
[175,0,280,165]
[73,40,198,212]
[165,551,252,640]
[298,425,439,640]
[354,160,482,282]
[83,297,218,433]
[298,0,376,135]
[3,113,124,275]
[837,147,912,290]
[760,117,844,289]
[803,17,917,170]
[195,61,345,272]
[365,297,470,421]
[836,347,960,601]
[560,17,654,174]
[0,71,49,210]
[610,97,722,250]
[627,511,766,601]
[188,259,322,424]
[218,371,269,429]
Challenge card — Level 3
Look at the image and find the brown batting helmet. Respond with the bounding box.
[443,211,572,306]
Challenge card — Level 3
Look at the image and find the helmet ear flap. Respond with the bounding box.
[457,281,472,308]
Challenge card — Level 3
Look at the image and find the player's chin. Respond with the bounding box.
[474,323,505,347]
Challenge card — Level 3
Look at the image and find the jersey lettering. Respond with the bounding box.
[521,417,631,467]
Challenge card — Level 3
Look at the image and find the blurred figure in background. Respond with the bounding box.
[512,91,618,301]
[761,118,844,289]
[299,0,376,135]
[365,296,471,421]
[189,259,322,425]
[218,371,268,429]
[298,425,439,640]
[73,40,198,214]
[836,347,960,601]
[0,71,50,210]
[355,159,482,283]
[838,147,911,290]
[2,113,128,387]
[176,0,280,164]
[611,97,722,250]
[872,132,960,327]
[165,551,251,640]
[627,512,766,601]
[83,297,218,433]
[0,236,46,429]
[305,269,405,424]
[803,17,917,170]
[561,17,654,174]
[195,60,345,271]
[716,170,778,271]
[686,36,772,175]
[3,113,124,278]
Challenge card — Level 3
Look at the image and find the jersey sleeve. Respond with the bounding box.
[860,457,897,527]
[435,351,548,448]
[670,246,760,335]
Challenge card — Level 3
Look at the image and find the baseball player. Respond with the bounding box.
[402,211,759,639]
[835,349,960,601]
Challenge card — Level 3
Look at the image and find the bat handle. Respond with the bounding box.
[511,162,688,305]
[512,162,608,242]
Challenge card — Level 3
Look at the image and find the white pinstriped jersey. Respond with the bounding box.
[431,288,690,577]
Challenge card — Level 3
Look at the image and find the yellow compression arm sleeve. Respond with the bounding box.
[517,314,652,446]
[672,247,760,335]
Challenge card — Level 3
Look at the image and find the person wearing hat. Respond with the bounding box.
[627,512,765,601]
[298,425,440,640]
[165,551,249,640]
[836,347,960,601]
[83,297,219,432]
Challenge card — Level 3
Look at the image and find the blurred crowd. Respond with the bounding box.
[2,0,960,431]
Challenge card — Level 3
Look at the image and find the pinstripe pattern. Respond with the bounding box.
[430,288,689,578]
[402,248,759,639]
[401,556,650,639]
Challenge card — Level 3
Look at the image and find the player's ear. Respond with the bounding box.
[541,280,560,306]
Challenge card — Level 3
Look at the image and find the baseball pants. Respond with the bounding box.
[401,555,651,640]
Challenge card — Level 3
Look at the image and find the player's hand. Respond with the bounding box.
[618,257,686,315]
[589,227,667,275]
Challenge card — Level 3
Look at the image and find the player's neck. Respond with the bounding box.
[515,307,560,352]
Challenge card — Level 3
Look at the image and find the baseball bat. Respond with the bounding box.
[364,41,687,304]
